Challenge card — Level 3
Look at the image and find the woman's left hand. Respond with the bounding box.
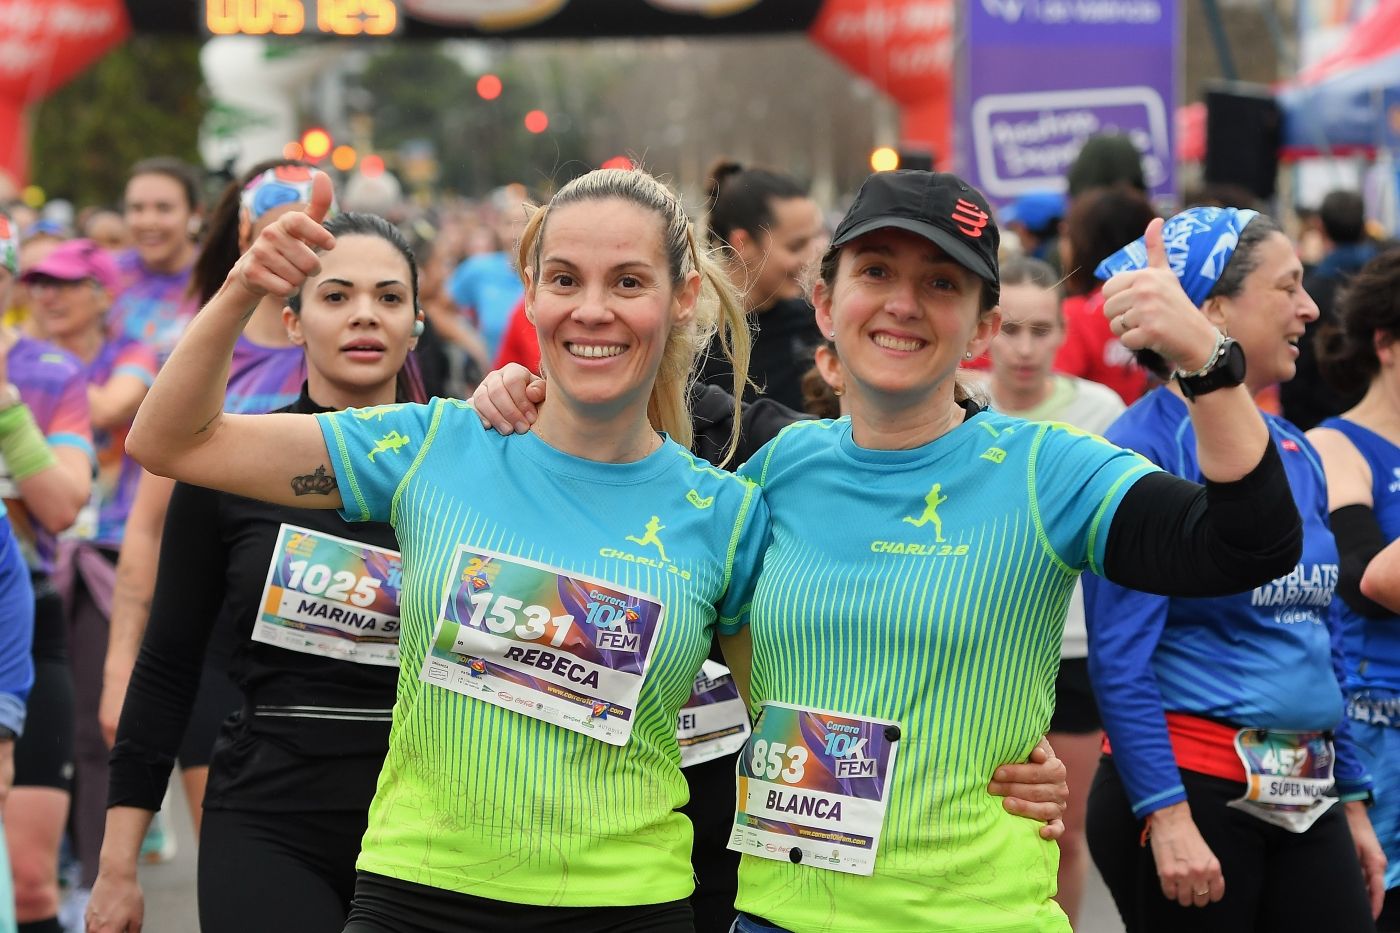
[1345,800,1389,919]
[1101,217,1221,374]
[987,736,1068,840]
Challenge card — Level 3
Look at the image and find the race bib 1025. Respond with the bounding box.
[254,524,403,666]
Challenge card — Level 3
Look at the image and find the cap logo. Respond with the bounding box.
[951,199,989,238]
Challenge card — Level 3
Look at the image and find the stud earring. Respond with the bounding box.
[964,351,973,360]
[827,332,836,340]
[412,318,425,338]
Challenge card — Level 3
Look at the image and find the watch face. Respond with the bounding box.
[1224,340,1247,382]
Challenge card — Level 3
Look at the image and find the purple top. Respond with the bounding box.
[82,337,158,547]
[228,335,305,415]
[4,336,95,574]
[107,249,197,367]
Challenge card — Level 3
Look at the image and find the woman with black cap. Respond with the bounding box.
[473,168,1308,931]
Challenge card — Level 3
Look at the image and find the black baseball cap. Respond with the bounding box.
[830,171,1001,304]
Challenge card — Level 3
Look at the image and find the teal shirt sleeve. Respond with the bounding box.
[717,481,769,634]
[316,401,437,524]
[1030,422,1159,574]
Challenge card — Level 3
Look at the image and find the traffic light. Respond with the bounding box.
[301,127,333,161]
[524,110,549,134]
[601,155,634,170]
[331,145,357,172]
[477,74,502,100]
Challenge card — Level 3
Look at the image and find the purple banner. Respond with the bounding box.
[956,0,1178,207]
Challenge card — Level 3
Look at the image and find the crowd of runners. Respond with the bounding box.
[0,132,1393,933]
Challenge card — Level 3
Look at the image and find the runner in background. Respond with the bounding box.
[107,158,202,365]
[978,254,1123,926]
[0,217,35,933]
[698,162,826,411]
[98,162,320,839]
[20,239,153,909]
[87,211,422,933]
[1308,248,1400,932]
[0,214,94,933]
[1053,186,1158,404]
[1084,207,1385,932]
[447,185,528,363]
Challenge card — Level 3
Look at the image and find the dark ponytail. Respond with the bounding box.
[1318,248,1400,396]
[191,158,310,305]
[704,159,807,248]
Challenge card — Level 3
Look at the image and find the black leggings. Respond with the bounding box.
[343,871,694,933]
[198,808,367,933]
[680,752,741,933]
[14,587,73,791]
[1086,755,1376,933]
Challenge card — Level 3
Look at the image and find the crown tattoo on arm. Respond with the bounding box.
[290,465,337,497]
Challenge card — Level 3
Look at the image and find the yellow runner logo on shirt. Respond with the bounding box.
[870,482,970,558]
[367,431,411,463]
[625,516,668,562]
[600,515,691,580]
[902,484,948,542]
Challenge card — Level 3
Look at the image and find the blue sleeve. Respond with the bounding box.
[0,517,33,733]
[1030,422,1159,574]
[449,258,477,310]
[1084,572,1185,817]
[316,401,440,525]
[717,482,769,634]
[1328,599,1374,797]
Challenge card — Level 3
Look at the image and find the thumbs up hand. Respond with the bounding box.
[232,169,338,301]
[1101,217,1221,374]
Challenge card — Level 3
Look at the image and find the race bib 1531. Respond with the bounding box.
[419,546,665,746]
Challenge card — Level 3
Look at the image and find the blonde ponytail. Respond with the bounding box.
[517,168,752,462]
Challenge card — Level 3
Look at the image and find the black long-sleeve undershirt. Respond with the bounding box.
[1101,438,1303,596]
[109,392,400,814]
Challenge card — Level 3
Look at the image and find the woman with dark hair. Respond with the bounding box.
[1084,208,1386,932]
[87,210,424,933]
[1308,247,1400,931]
[698,162,825,411]
[108,157,203,366]
[97,161,330,837]
[1054,186,1158,404]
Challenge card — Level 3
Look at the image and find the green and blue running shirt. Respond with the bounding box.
[734,410,1157,932]
[316,398,767,906]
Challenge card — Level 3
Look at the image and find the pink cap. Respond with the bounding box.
[21,239,119,294]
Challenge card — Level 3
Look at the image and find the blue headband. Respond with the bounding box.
[1095,206,1260,307]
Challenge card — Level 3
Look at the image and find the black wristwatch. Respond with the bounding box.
[1176,337,1246,401]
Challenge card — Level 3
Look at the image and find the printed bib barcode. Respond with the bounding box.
[678,660,750,768]
[253,524,403,667]
[1227,729,1336,833]
[419,546,665,746]
[728,702,900,876]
